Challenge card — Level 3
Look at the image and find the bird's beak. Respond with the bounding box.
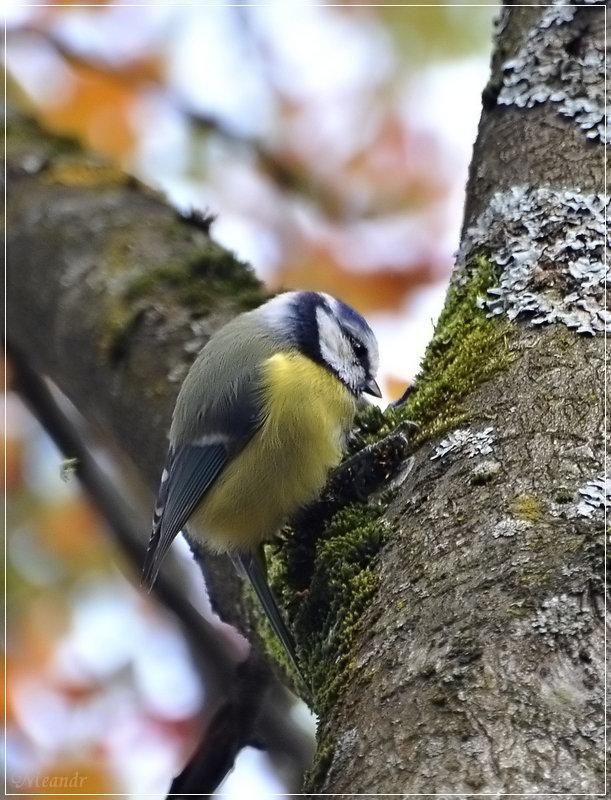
[364,377,382,398]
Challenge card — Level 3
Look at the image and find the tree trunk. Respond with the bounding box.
[6,1,607,795]
[307,1,607,793]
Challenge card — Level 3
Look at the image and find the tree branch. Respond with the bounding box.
[6,100,311,794]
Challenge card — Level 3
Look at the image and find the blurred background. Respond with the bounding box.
[5,1,497,796]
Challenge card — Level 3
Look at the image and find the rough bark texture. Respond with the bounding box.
[464,1,606,230]
[309,1,607,794]
[6,104,266,631]
[6,1,607,795]
[320,328,605,794]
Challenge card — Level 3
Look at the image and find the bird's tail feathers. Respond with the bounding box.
[237,549,302,678]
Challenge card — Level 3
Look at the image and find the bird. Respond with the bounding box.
[142,290,381,672]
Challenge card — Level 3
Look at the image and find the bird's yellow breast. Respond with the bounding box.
[190,352,356,551]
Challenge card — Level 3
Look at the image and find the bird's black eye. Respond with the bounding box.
[350,336,367,359]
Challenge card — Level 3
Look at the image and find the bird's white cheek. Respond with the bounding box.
[316,307,349,365]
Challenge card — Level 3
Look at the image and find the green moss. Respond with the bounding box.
[271,501,387,713]
[99,239,263,358]
[44,158,127,188]
[298,504,388,789]
[123,241,262,310]
[384,254,517,443]
[98,303,145,361]
[6,100,82,159]
[342,402,392,456]
[511,493,543,522]
[304,742,334,793]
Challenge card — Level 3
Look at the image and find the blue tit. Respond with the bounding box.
[142,290,381,671]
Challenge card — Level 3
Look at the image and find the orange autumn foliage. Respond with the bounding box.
[36,498,108,559]
[3,435,25,494]
[37,55,163,162]
[385,375,415,404]
[275,249,434,314]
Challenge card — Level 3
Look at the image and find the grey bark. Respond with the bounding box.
[321,329,605,794]
[6,1,608,795]
[315,2,607,794]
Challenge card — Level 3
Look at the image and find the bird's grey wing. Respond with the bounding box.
[142,371,262,590]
